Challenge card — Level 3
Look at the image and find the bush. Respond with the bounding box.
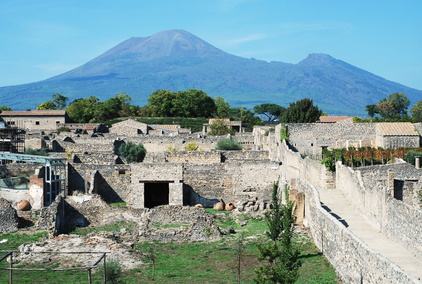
[25,148,48,156]
[56,127,70,134]
[118,142,147,163]
[216,138,242,150]
[184,142,199,151]
[97,257,125,284]
[405,150,422,165]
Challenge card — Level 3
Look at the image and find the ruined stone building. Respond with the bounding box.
[1,118,422,283]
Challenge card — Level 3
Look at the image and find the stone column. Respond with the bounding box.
[415,156,420,169]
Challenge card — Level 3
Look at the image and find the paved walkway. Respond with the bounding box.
[319,188,422,281]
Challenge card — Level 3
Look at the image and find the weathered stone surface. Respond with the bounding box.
[0,198,19,233]
[16,234,143,270]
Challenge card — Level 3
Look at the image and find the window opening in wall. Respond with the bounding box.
[35,121,40,125]
[144,182,169,208]
[56,121,60,124]
[118,169,126,176]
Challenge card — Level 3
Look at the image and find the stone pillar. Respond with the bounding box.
[388,171,395,197]
[415,156,420,169]
[169,181,183,206]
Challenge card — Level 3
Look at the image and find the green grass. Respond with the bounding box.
[0,214,341,283]
[109,201,127,207]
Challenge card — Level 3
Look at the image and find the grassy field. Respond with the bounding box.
[0,211,341,283]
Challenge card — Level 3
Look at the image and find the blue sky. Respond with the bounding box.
[1,0,421,91]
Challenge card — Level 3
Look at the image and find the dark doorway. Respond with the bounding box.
[145,182,169,208]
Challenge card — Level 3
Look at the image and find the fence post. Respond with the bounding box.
[88,268,92,284]
[9,252,13,284]
[104,254,107,284]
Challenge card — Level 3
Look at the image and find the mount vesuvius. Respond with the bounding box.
[1,29,421,116]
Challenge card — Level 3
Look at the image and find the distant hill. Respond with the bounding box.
[1,29,421,116]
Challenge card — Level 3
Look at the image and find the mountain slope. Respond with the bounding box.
[0,29,421,116]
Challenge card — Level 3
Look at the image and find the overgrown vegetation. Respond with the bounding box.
[184,142,199,151]
[255,182,301,283]
[216,138,243,150]
[97,257,125,284]
[56,127,71,135]
[280,125,289,142]
[118,141,147,163]
[208,118,235,136]
[321,147,422,171]
[24,148,48,156]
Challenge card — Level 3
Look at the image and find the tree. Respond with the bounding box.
[279,98,323,123]
[254,183,301,284]
[214,96,231,118]
[377,100,396,119]
[118,142,147,163]
[366,93,410,120]
[36,101,56,110]
[253,103,285,122]
[52,93,69,109]
[208,119,235,136]
[147,89,216,117]
[388,92,409,117]
[36,93,68,110]
[66,96,99,123]
[365,104,378,118]
[0,105,12,113]
[230,107,264,132]
[410,100,422,122]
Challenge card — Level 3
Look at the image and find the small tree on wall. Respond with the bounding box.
[118,142,147,163]
[254,182,301,283]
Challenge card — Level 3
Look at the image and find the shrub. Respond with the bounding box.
[216,138,242,150]
[405,150,422,166]
[97,257,125,284]
[280,125,289,141]
[184,142,199,151]
[56,127,70,135]
[118,141,147,163]
[25,148,48,156]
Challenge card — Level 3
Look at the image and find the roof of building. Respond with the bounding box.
[1,110,66,116]
[377,122,419,136]
[318,116,351,123]
[148,124,179,132]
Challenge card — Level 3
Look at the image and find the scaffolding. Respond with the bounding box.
[0,121,25,154]
[0,152,66,206]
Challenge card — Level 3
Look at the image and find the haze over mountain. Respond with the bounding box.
[1,29,421,116]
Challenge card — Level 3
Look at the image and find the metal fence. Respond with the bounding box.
[0,250,108,284]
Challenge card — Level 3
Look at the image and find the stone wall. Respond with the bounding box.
[51,133,251,154]
[68,163,131,203]
[275,137,335,189]
[0,198,19,233]
[336,162,422,261]
[282,122,376,157]
[294,179,419,284]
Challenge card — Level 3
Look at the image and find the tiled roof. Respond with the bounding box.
[1,110,66,116]
[149,124,179,132]
[318,116,351,123]
[377,122,419,136]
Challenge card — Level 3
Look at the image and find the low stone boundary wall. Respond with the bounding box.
[336,163,422,261]
[295,179,418,283]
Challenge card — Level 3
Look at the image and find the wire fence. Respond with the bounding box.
[0,250,108,284]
